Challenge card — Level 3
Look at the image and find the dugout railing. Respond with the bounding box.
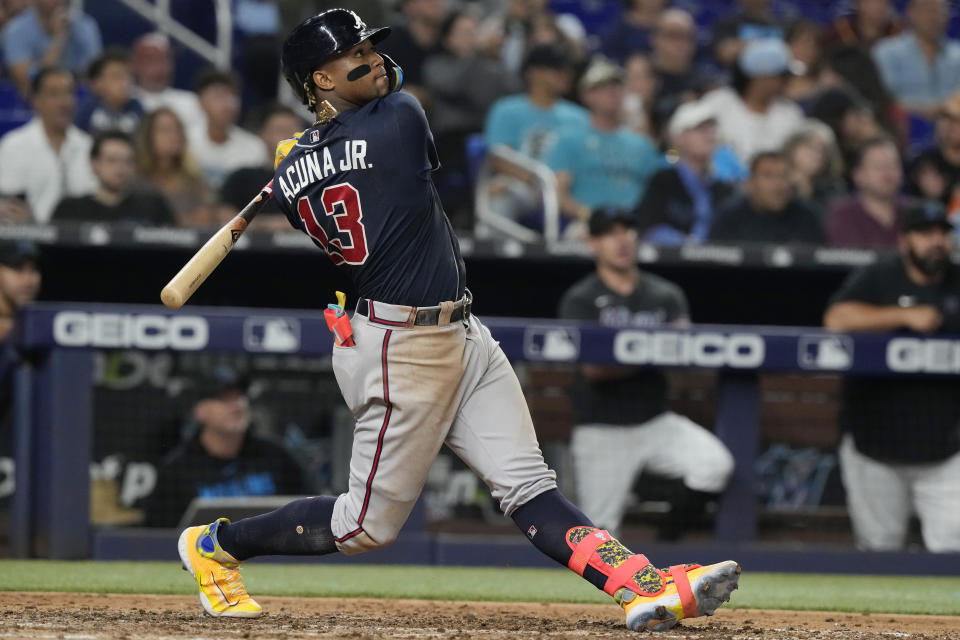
[8,302,960,574]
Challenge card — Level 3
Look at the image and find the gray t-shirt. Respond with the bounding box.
[558,271,689,425]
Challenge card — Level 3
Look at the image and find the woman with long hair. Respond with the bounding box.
[782,122,847,216]
[135,107,214,227]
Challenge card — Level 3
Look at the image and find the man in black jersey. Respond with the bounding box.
[176,9,739,631]
[825,202,960,552]
[560,208,734,541]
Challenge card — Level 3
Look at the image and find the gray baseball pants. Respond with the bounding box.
[329,297,557,554]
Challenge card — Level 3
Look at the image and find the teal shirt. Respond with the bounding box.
[545,124,662,209]
[483,95,589,161]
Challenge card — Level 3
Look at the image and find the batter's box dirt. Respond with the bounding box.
[0,593,957,639]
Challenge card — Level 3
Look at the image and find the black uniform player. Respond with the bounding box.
[176,9,740,631]
[825,203,960,551]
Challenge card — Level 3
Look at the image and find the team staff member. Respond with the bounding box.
[559,208,734,540]
[144,366,306,528]
[0,240,42,553]
[824,203,960,552]
[176,10,739,631]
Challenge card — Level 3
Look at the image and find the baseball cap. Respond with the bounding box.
[0,239,40,267]
[901,201,954,233]
[195,364,250,400]
[588,207,637,236]
[522,44,573,73]
[738,38,805,77]
[667,99,716,137]
[578,57,624,93]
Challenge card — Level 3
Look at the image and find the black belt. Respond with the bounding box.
[356,296,472,327]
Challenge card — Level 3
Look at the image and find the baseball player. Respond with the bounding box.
[177,9,740,632]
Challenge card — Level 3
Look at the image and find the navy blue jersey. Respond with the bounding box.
[273,92,466,307]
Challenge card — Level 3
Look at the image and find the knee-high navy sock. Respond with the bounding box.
[217,496,338,561]
[511,488,608,592]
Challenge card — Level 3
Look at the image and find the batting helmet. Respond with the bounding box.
[281,8,391,106]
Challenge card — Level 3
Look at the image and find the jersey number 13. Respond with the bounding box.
[296,183,370,265]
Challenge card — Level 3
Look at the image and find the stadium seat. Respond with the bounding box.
[549,0,621,36]
[0,81,31,136]
[907,113,936,155]
[465,133,487,188]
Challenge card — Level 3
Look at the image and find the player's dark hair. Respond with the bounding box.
[90,129,134,159]
[30,66,74,97]
[749,150,786,174]
[851,135,899,170]
[87,48,131,81]
[193,67,239,94]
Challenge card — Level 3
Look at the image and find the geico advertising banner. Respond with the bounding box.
[12,304,960,375]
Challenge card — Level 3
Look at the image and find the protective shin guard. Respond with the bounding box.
[565,526,669,600]
[217,496,338,561]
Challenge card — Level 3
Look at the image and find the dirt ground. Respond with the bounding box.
[1,592,958,639]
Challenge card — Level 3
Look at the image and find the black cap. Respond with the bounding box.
[522,44,573,73]
[901,201,954,233]
[588,207,637,236]
[195,365,249,400]
[809,87,868,126]
[0,239,40,267]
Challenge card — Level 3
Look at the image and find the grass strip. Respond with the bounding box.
[0,561,958,616]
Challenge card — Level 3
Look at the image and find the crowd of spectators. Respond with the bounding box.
[1,0,960,247]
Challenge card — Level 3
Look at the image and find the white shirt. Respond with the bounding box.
[135,86,205,128]
[0,118,96,223]
[699,87,806,166]
[187,123,268,188]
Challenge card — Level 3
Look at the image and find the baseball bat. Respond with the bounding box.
[160,181,274,309]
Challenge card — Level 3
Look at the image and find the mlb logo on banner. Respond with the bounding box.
[798,335,853,370]
[243,317,301,353]
[523,326,580,362]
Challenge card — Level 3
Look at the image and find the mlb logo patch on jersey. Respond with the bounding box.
[310,130,320,143]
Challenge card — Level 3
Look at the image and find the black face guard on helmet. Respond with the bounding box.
[281,8,391,107]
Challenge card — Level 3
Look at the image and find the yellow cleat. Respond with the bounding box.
[177,518,262,618]
[616,560,741,632]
